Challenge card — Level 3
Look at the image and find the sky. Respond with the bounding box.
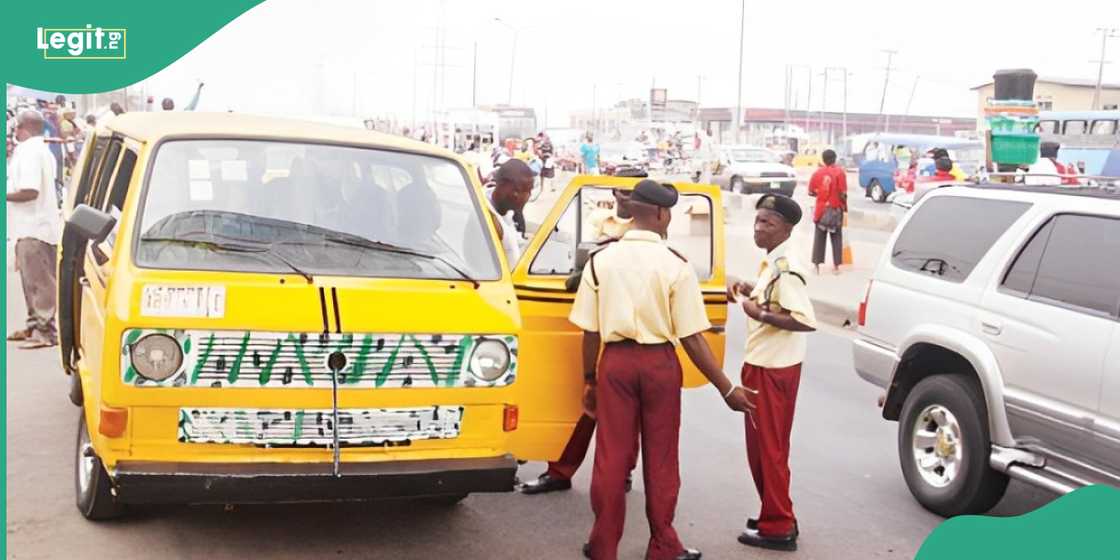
[144,0,1119,127]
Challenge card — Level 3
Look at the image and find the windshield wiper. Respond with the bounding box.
[310,234,481,289]
[140,236,315,283]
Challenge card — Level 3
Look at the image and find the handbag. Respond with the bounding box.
[817,205,843,231]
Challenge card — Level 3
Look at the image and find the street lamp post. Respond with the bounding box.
[494,18,518,106]
[735,0,745,144]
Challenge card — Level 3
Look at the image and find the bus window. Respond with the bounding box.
[1090,120,1117,135]
[1064,120,1087,135]
[1036,120,1060,134]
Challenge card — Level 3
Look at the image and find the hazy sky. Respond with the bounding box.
[145,0,1118,126]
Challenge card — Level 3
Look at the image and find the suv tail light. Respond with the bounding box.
[858,280,873,327]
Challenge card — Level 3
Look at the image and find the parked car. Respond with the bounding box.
[852,182,1120,517]
[59,112,729,519]
[712,145,797,196]
[858,134,983,203]
[599,142,648,176]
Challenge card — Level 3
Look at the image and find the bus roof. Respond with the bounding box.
[101,112,452,159]
[1039,110,1120,121]
[864,133,981,150]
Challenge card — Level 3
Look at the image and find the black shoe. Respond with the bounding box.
[746,519,799,537]
[519,474,572,495]
[738,529,798,552]
[674,548,702,560]
[582,543,592,559]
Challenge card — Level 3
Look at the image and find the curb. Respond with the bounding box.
[846,209,898,233]
[811,297,857,329]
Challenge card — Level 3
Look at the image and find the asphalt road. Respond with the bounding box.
[5,274,1055,560]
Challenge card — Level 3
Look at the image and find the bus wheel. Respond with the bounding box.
[75,410,125,520]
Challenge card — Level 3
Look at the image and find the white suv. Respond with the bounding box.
[852,183,1120,517]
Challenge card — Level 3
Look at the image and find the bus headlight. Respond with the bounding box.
[468,339,511,382]
[130,334,184,382]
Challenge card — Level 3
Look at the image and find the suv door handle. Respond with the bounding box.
[981,322,1002,336]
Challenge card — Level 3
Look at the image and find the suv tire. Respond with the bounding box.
[76,410,125,520]
[897,375,1009,517]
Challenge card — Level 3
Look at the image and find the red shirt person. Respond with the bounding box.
[809,150,847,274]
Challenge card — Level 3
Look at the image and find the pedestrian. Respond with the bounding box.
[161,97,175,111]
[728,193,817,553]
[571,179,753,560]
[580,134,601,175]
[6,109,63,349]
[809,149,847,275]
[485,159,534,266]
[932,156,954,181]
[1026,141,1079,185]
[523,188,639,495]
[922,148,966,181]
[536,131,556,191]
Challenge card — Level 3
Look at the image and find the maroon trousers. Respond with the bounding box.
[742,362,802,536]
[546,414,637,481]
[589,341,684,560]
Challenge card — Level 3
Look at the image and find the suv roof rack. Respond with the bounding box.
[945,178,1120,200]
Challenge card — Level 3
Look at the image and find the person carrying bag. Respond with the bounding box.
[809,149,847,275]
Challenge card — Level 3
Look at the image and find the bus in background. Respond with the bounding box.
[1036,110,1120,176]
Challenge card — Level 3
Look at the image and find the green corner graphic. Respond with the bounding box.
[3,0,263,93]
[917,485,1120,559]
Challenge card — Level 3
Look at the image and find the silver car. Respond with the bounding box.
[853,183,1120,517]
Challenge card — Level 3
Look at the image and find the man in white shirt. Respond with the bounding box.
[7,109,63,349]
[485,159,534,267]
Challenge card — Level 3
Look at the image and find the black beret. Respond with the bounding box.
[756,194,802,225]
[630,179,679,208]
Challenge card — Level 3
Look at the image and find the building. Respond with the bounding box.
[970,76,1120,117]
[699,107,976,145]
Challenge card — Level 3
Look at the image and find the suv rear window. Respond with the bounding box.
[1004,214,1120,317]
[891,196,1030,282]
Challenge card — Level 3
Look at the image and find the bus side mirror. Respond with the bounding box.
[66,204,116,244]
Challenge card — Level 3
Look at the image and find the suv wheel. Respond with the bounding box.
[76,410,125,520]
[897,375,1009,517]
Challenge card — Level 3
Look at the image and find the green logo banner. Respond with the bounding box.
[917,485,1120,558]
[3,0,263,93]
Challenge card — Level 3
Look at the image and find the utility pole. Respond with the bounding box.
[1092,28,1119,110]
[819,69,828,144]
[905,75,920,116]
[841,69,849,140]
[805,67,813,133]
[494,18,519,106]
[783,65,791,134]
[735,0,746,143]
[878,49,897,132]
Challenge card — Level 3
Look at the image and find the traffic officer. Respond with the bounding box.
[522,187,636,495]
[570,179,752,560]
[728,194,817,552]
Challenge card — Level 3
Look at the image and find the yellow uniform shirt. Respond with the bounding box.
[744,240,817,368]
[569,230,710,344]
